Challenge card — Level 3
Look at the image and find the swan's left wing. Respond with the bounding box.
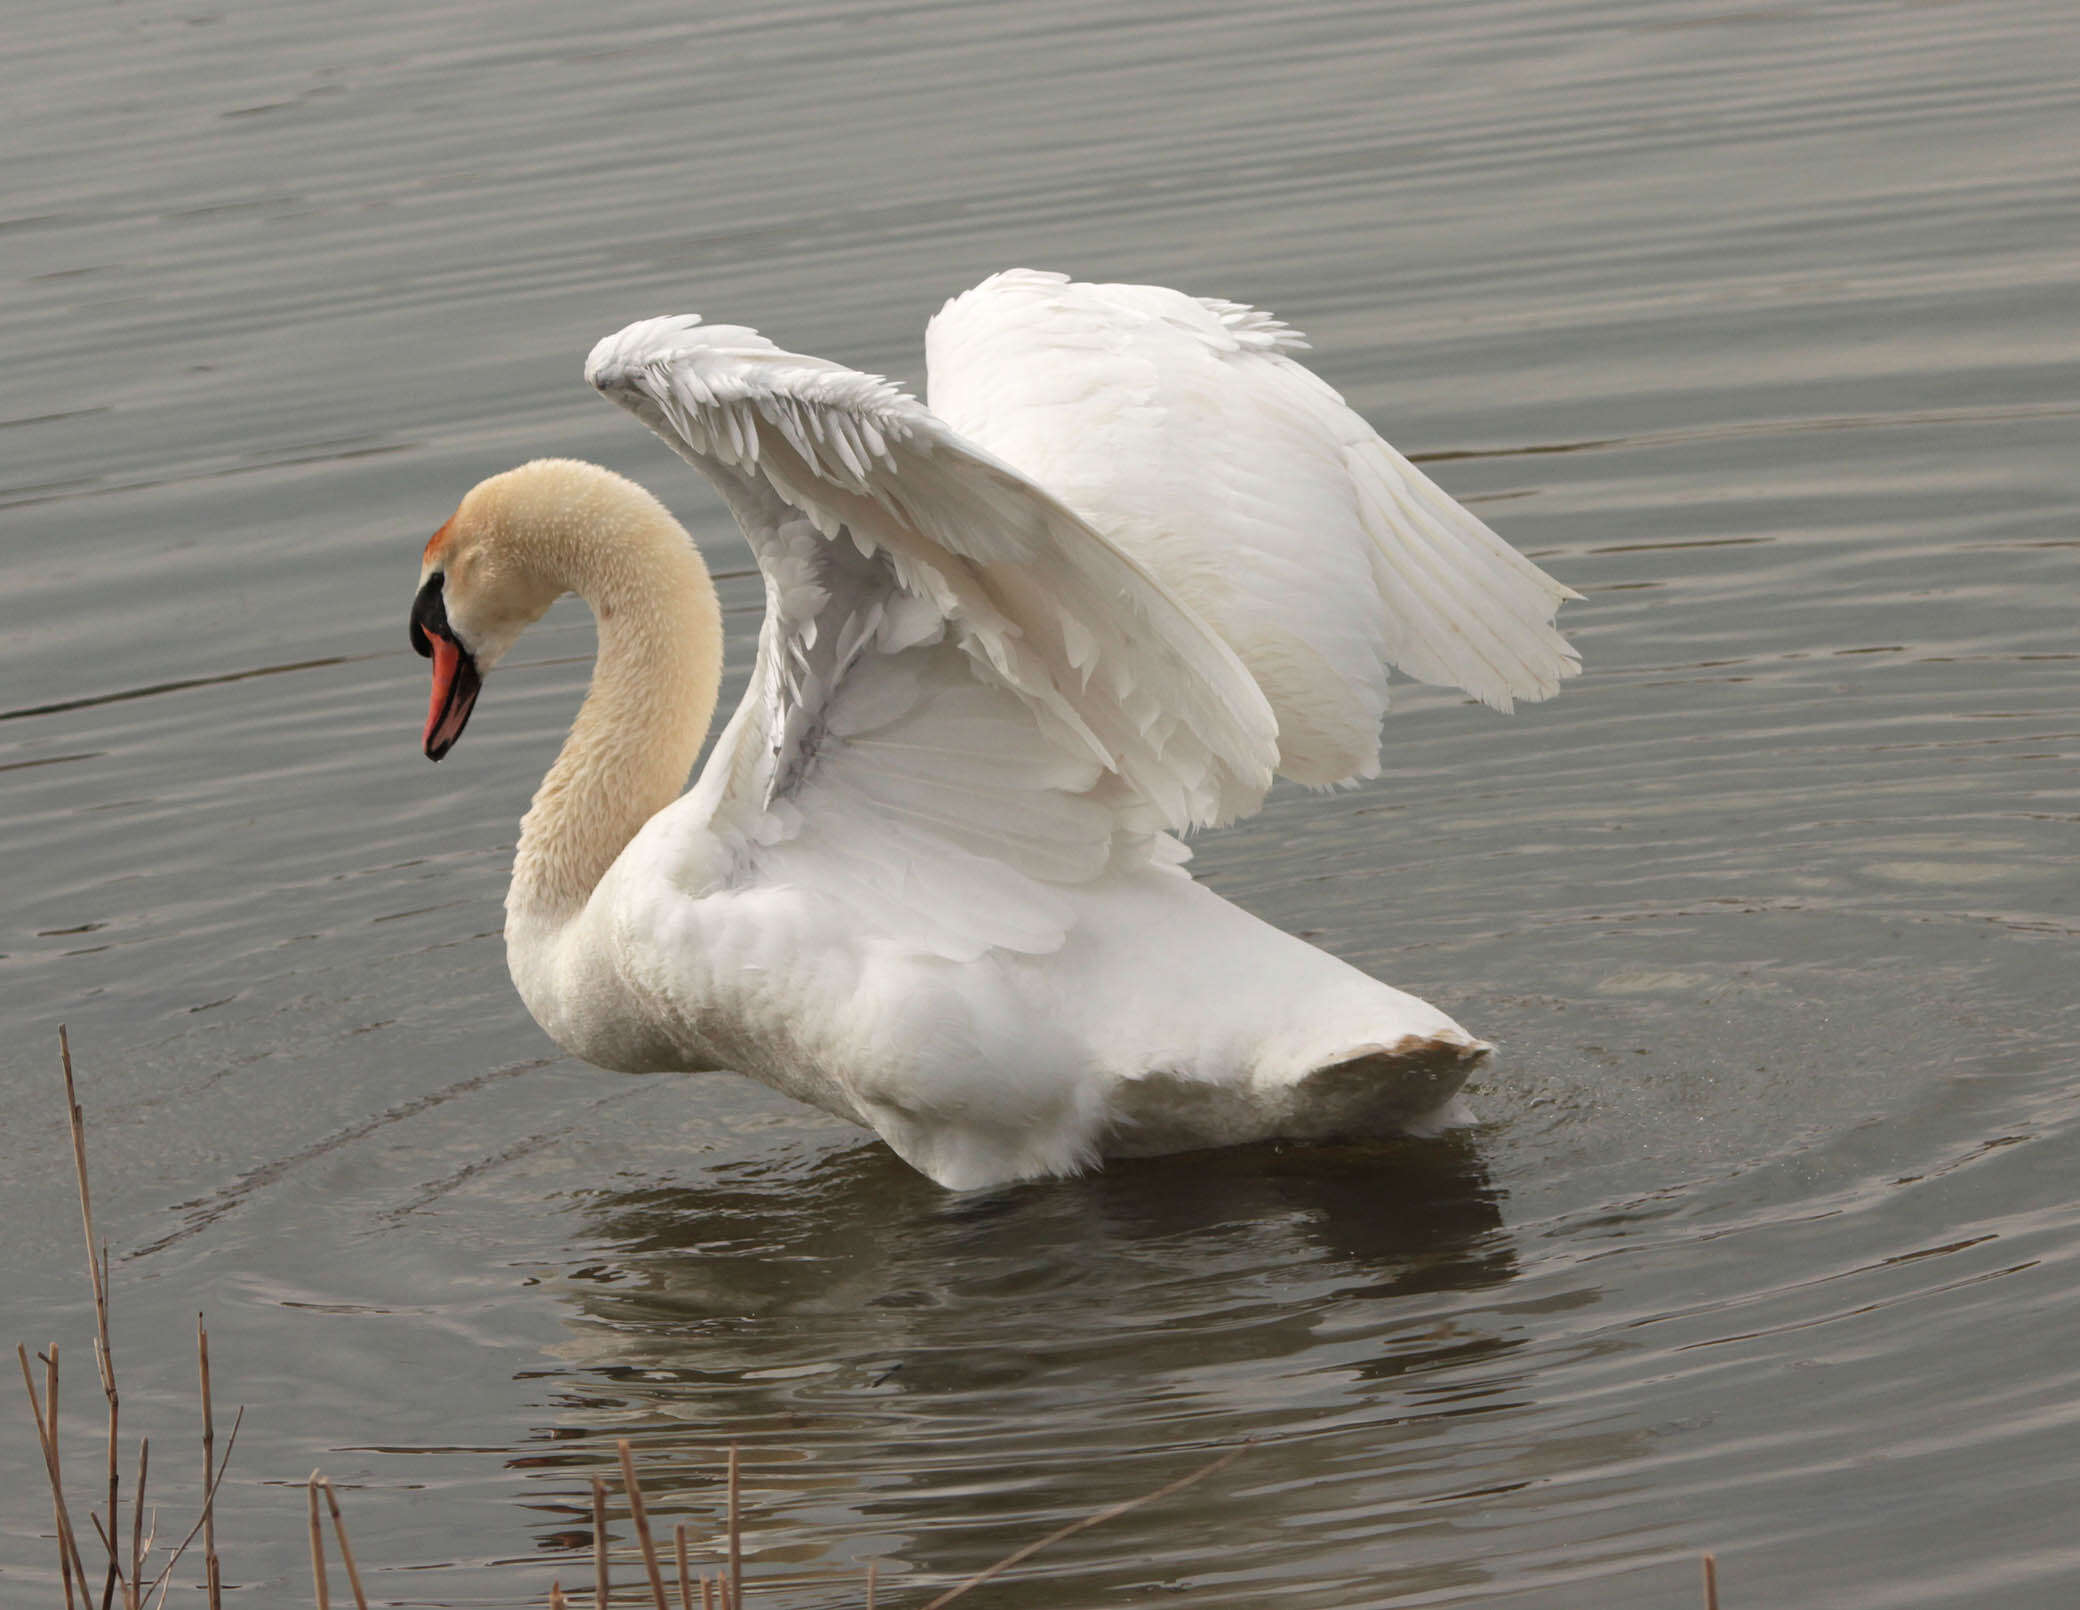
[585,316,1279,958]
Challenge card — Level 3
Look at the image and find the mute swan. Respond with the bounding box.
[411,270,1579,1189]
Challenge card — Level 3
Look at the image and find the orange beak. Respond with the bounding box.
[423,632,481,760]
[411,573,481,761]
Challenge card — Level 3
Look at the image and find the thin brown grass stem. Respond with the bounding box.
[130,1437,150,1610]
[317,1478,371,1610]
[1702,1551,1720,1610]
[98,1323,120,1610]
[617,1440,670,1610]
[138,1405,242,1604]
[918,1444,1249,1610]
[726,1444,741,1610]
[34,1033,248,1610]
[549,1582,569,1610]
[197,1317,221,1610]
[19,1343,96,1601]
[138,1510,162,1610]
[59,1031,110,1378]
[82,1503,142,1610]
[700,1574,717,1610]
[59,1028,122,1610]
[307,1473,331,1610]
[865,1560,876,1610]
[674,1521,693,1610]
[88,1512,128,1585]
[591,1476,611,1610]
[45,1344,75,1610]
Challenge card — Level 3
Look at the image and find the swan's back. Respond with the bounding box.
[926,269,1580,786]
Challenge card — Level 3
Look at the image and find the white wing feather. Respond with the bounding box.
[926,270,1580,786]
[585,316,1279,959]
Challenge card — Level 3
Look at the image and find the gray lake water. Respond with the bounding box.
[5,1,2077,1605]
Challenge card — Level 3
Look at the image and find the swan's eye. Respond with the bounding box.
[410,572,449,659]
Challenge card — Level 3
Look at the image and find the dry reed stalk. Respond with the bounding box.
[86,1510,130,1606]
[20,1033,241,1610]
[917,1443,1248,1610]
[591,1475,611,1610]
[88,1510,119,1560]
[865,1560,876,1610]
[60,1025,123,1610]
[549,1581,569,1610]
[129,1436,150,1608]
[307,1473,331,1610]
[19,1343,95,1599]
[198,1318,221,1610]
[317,1478,371,1610]
[135,1407,242,1606]
[701,1574,717,1610]
[48,1345,76,1610]
[617,1439,671,1610]
[1703,1551,1720,1609]
[726,1443,742,1610]
[674,1520,694,1610]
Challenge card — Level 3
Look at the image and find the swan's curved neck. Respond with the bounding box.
[504,473,723,927]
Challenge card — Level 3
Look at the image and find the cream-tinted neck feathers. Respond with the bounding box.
[439,460,722,923]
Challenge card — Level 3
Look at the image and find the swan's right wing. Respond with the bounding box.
[927,270,1582,786]
[587,315,1278,959]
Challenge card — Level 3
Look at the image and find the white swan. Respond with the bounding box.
[411,270,1579,1189]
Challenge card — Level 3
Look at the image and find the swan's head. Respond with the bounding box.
[411,462,582,760]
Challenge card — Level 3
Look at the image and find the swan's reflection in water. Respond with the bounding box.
[516,1135,1536,1603]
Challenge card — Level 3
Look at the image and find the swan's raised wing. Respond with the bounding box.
[585,316,1278,958]
[927,270,1581,787]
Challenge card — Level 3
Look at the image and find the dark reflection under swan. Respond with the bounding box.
[511,1135,1536,1600]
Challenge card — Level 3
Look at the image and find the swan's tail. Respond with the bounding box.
[1099,1033,1488,1159]
[1279,1035,1489,1139]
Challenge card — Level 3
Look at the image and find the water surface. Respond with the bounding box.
[4,1,2077,1605]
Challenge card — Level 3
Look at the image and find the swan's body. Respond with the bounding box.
[413,270,1578,1189]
